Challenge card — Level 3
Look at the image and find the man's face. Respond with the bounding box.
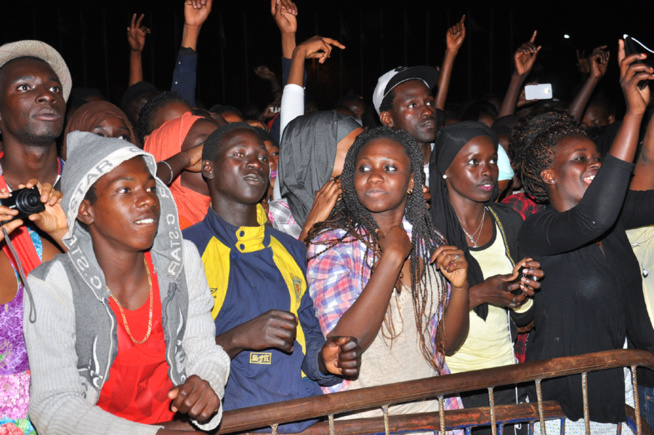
[380,80,437,145]
[0,57,66,146]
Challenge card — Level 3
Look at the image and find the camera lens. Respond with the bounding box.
[14,188,44,215]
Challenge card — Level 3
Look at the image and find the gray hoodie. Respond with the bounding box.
[25,131,230,434]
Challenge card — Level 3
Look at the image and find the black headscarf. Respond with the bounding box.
[429,121,499,320]
[279,111,360,227]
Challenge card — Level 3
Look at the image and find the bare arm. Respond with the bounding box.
[271,0,298,59]
[127,13,150,86]
[611,40,654,163]
[568,46,609,120]
[326,226,410,351]
[430,246,469,355]
[435,15,466,110]
[498,31,541,117]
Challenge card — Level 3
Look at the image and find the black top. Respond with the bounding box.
[519,155,654,423]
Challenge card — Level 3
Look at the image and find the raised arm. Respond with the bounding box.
[171,0,213,106]
[435,15,466,111]
[568,46,610,121]
[498,31,541,117]
[272,0,298,60]
[127,13,150,86]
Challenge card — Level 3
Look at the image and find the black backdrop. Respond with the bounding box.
[1,0,652,113]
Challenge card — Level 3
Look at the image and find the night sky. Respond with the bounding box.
[2,0,652,113]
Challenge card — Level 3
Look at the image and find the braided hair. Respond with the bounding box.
[308,126,449,371]
[520,113,588,203]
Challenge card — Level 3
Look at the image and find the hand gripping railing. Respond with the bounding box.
[216,349,654,435]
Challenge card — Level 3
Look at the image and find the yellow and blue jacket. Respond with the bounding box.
[183,205,341,432]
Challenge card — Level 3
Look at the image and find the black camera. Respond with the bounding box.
[1,186,45,221]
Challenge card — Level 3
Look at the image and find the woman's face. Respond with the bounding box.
[544,134,601,212]
[354,138,413,219]
[444,135,498,205]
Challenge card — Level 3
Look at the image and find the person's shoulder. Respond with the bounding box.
[490,203,523,227]
[182,216,213,250]
[29,252,68,282]
[268,224,305,254]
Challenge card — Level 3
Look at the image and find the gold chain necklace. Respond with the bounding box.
[108,257,153,345]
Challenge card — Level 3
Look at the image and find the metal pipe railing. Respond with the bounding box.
[217,349,654,434]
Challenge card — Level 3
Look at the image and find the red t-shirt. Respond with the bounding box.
[96,252,176,424]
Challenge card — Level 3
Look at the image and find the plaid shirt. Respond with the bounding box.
[307,220,462,411]
[501,192,546,221]
[267,198,302,239]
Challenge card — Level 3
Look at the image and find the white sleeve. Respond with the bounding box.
[497,146,515,182]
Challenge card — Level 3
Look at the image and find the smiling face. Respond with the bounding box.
[0,57,66,146]
[92,116,133,142]
[203,128,270,207]
[379,80,437,146]
[543,134,601,212]
[78,157,160,255]
[354,138,414,222]
[444,135,498,205]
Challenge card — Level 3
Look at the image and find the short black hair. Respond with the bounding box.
[120,81,160,113]
[254,128,278,147]
[209,104,244,118]
[137,91,190,144]
[202,122,259,163]
[378,88,396,114]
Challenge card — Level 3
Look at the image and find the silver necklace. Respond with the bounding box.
[462,206,486,248]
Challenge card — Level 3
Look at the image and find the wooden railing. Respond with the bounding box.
[216,349,654,434]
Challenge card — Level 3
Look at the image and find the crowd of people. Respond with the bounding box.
[2,0,654,434]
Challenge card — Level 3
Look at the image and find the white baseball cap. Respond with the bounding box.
[372,66,438,116]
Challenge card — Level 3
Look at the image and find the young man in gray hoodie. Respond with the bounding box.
[24,132,230,435]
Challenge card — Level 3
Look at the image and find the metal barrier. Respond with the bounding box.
[216,349,654,435]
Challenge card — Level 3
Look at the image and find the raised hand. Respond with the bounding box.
[618,39,654,115]
[272,0,298,34]
[319,336,362,378]
[127,13,150,53]
[514,31,541,77]
[168,375,220,423]
[589,45,610,80]
[576,49,590,75]
[446,15,466,54]
[430,245,468,289]
[254,65,277,81]
[295,36,345,64]
[184,0,213,28]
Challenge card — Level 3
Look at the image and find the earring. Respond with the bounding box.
[407,188,414,195]
[442,174,448,179]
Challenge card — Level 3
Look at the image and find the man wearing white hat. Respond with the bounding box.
[0,40,72,191]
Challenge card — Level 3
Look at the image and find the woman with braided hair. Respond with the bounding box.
[430,121,543,435]
[518,41,654,430]
[306,126,470,419]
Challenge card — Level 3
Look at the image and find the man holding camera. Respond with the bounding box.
[0,40,70,434]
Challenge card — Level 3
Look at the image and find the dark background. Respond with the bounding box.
[2,0,652,113]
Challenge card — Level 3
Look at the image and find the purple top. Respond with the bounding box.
[0,286,29,375]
